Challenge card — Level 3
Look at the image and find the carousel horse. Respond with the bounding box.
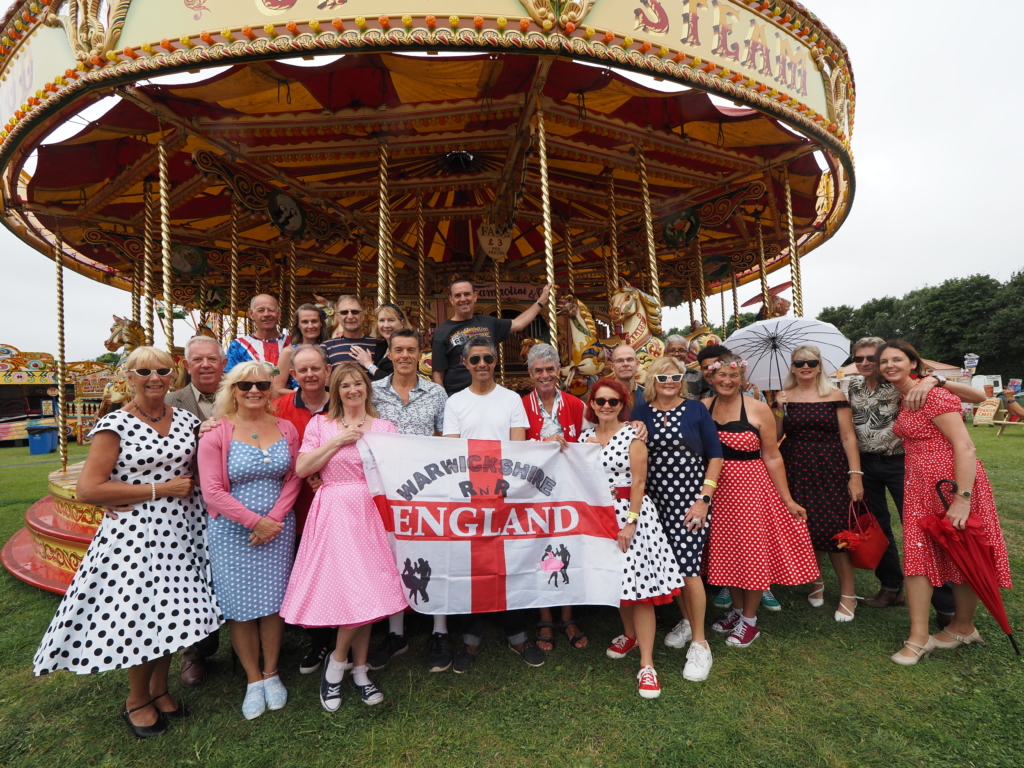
[607,282,666,372]
[102,316,187,403]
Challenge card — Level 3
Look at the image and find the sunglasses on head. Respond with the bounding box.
[336,309,362,316]
[235,380,272,392]
[792,360,820,369]
[852,356,873,363]
[593,397,622,407]
[653,373,685,383]
[468,354,496,365]
[130,368,173,377]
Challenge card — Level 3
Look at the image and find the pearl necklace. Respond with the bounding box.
[341,414,367,428]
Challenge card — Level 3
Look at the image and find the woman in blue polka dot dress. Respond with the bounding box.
[198,361,302,721]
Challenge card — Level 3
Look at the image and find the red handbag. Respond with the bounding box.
[833,501,888,571]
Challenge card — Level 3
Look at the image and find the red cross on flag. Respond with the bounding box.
[359,433,624,614]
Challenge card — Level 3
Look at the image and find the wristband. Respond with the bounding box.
[151,482,157,502]
[626,513,639,523]
[703,479,718,489]
[774,410,784,418]
[536,300,544,308]
[848,470,864,475]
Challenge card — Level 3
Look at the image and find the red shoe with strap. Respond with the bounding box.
[606,634,638,659]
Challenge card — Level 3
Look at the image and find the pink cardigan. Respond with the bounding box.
[198,418,302,530]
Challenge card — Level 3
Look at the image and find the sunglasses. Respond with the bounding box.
[653,373,685,383]
[468,354,496,365]
[792,360,820,369]
[130,368,173,377]
[235,380,272,392]
[336,309,362,316]
[593,397,622,407]
[852,356,873,363]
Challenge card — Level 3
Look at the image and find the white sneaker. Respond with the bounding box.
[664,619,692,648]
[683,641,713,682]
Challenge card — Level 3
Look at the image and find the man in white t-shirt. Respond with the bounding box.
[441,336,541,673]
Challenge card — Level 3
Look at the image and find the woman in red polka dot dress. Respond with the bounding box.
[702,355,819,647]
[877,341,1011,665]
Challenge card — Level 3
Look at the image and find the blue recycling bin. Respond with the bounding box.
[27,426,57,455]
[50,428,61,452]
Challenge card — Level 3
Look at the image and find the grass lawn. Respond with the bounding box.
[1,429,1022,768]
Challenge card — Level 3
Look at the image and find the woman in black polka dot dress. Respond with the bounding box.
[33,348,222,738]
[631,357,723,683]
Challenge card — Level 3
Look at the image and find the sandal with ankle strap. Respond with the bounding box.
[535,622,556,653]
[122,700,168,738]
[834,594,858,623]
[891,640,931,666]
[807,581,825,608]
[149,691,190,721]
[561,619,588,650]
[930,628,986,649]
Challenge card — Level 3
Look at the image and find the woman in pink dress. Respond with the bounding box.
[877,341,1011,665]
[280,362,407,709]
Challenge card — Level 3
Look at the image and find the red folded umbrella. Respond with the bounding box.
[917,480,1019,654]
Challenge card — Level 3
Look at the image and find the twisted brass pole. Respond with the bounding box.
[415,196,427,334]
[784,175,803,317]
[142,180,155,345]
[198,276,208,330]
[158,139,174,355]
[563,221,575,296]
[493,257,505,386]
[693,238,708,327]
[355,252,362,303]
[228,195,239,339]
[721,283,727,336]
[732,271,741,331]
[634,145,661,306]
[286,239,297,323]
[377,142,393,305]
[130,262,141,326]
[54,229,68,472]
[756,212,771,318]
[250,264,261,336]
[607,174,619,295]
[687,278,695,327]
[535,101,558,350]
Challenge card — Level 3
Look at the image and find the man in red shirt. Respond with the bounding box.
[272,344,333,675]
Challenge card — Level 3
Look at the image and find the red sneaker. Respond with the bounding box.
[606,634,638,659]
[637,666,661,699]
[726,620,761,648]
[712,610,742,634]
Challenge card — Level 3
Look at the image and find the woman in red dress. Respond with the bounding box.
[703,355,819,647]
[878,341,1011,665]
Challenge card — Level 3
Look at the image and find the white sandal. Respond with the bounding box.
[834,594,858,623]
[890,640,931,666]
[807,581,825,608]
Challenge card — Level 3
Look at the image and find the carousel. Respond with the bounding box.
[0,0,855,592]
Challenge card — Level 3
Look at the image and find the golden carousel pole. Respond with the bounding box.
[732,270,741,331]
[354,252,363,304]
[634,145,661,306]
[606,174,619,295]
[228,196,240,341]
[563,221,576,297]
[755,211,771,319]
[720,283,727,336]
[686,278,695,328]
[285,239,297,324]
[377,141,394,305]
[158,138,174,356]
[130,262,141,327]
[142,180,156,346]
[54,228,68,472]
[535,99,558,350]
[415,196,427,334]
[692,238,708,327]
[784,173,804,317]
[493,257,505,386]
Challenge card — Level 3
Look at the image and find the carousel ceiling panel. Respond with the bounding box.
[169,65,324,114]
[684,119,803,149]
[383,57,500,104]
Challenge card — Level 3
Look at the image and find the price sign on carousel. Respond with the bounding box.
[477,221,513,261]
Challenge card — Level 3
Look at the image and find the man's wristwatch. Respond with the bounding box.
[931,374,947,388]
[698,494,712,504]
[955,489,972,500]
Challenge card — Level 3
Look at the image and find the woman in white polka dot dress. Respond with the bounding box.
[198,361,303,721]
[33,347,222,739]
[580,379,683,700]
[281,363,407,712]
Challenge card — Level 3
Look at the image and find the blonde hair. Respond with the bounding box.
[213,361,276,418]
[783,344,835,397]
[853,336,886,354]
[124,346,176,395]
[372,304,410,339]
[643,355,686,403]
[326,362,379,422]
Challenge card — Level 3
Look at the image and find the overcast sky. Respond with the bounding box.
[3,0,1021,360]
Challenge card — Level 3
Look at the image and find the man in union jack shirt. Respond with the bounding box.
[225,294,289,373]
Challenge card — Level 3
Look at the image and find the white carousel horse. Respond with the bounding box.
[102,315,189,403]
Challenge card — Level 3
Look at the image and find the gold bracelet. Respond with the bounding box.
[703,479,717,489]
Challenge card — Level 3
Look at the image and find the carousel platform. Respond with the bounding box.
[1,462,103,595]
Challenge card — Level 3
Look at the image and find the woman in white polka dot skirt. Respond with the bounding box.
[33,347,222,739]
[581,379,683,699]
[630,356,723,683]
[281,363,407,712]
[702,355,819,649]
[198,361,303,721]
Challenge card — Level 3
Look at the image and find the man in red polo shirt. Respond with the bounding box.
[272,344,333,675]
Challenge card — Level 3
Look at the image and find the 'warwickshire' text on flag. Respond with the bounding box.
[359,433,624,615]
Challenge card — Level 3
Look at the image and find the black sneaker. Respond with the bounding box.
[427,632,453,672]
[300,643,331,675]
[351,676,385,706]
[319,665,343,713]
[509,641,545,668]
[367,632,408,671]
[452,643,478,674]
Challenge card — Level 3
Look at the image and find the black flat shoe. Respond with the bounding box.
[121,701,168,739]
[150,691,190,721]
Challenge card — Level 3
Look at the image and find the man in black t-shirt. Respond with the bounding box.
[431,277,551,395]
